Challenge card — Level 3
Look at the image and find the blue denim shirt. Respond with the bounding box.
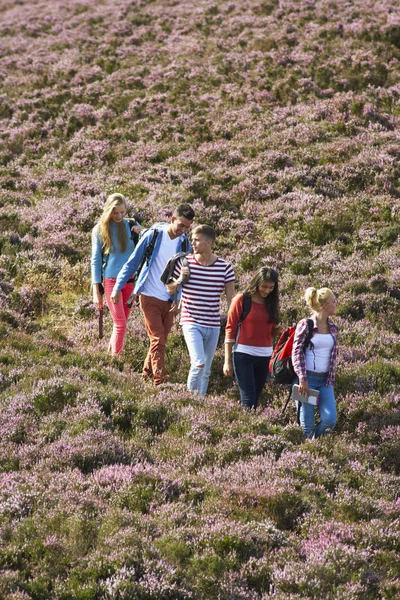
[115,223,191,299]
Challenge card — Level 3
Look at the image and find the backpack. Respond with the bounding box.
[160,251,190,286]
[269,319,314,416]
[135,223,190,280]
[126,225,189,308]
[160,251,191,305]
[269,319,314,385]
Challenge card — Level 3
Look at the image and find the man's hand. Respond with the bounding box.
[110,288,121,304]
[176,265,190,284]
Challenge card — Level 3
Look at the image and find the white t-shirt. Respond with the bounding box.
[236,344,273,357]
[305,333,334,373]
[141,231,179,301]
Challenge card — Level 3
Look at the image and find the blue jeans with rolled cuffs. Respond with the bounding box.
[182,323,220,396]
[294,371,337,438]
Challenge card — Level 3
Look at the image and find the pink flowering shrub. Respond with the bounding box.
[0,0,400,598]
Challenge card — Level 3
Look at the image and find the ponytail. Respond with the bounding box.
[305,287,332,312]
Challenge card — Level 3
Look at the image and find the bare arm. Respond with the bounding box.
[223,341,235,377]
[224,281,235,310]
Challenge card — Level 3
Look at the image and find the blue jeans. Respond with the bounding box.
[182,323,220,396]
[233,352,270,409]
[294,372,337,438]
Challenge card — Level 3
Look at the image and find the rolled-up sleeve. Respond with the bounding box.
[292,318,309,382]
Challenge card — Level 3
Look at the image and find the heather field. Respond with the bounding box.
[1,0,400,598]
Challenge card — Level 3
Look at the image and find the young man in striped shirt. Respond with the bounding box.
[167,224,235,396]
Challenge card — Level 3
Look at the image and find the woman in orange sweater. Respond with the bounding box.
[223,267,282,409]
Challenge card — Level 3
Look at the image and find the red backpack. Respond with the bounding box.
[269,319,314,385]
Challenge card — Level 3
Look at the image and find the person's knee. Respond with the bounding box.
[115,322,127,334]
[150,335,165,348]
[324,416,337,430]
[322,404,337,430]
[189,363,204,377]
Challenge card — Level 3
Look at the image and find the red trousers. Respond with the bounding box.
[104,278,134,355]
[140,294,174,385]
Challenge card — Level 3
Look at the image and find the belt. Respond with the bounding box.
[306,370,329,377]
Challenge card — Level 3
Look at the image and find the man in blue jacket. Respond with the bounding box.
[111,203,194,385]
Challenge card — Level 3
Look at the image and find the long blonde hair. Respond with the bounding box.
[305,287,332,313]
[96,193,129,255]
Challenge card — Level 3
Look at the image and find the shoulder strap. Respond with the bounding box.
[234,294,251,349]
[126,228,160,309]
[181,236,189,252]
[144,228,160,265]
[126,218,140,246]
[239,294,252,324]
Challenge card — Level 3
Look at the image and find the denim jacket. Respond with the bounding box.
[115,223,192,300]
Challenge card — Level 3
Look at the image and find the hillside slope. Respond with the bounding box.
[0,1,399,598]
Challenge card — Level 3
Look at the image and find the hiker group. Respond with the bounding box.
[91,193,338,440]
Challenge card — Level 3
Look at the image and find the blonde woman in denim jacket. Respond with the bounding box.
[292,287,339,438]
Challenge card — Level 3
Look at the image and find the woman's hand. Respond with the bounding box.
[131,224,142,235]
[223,361,233,377]
[224,341,234,377]
[272,323,284,337]
[110,288,121,304]
[298,380,309,397]
[92,284,103,309]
